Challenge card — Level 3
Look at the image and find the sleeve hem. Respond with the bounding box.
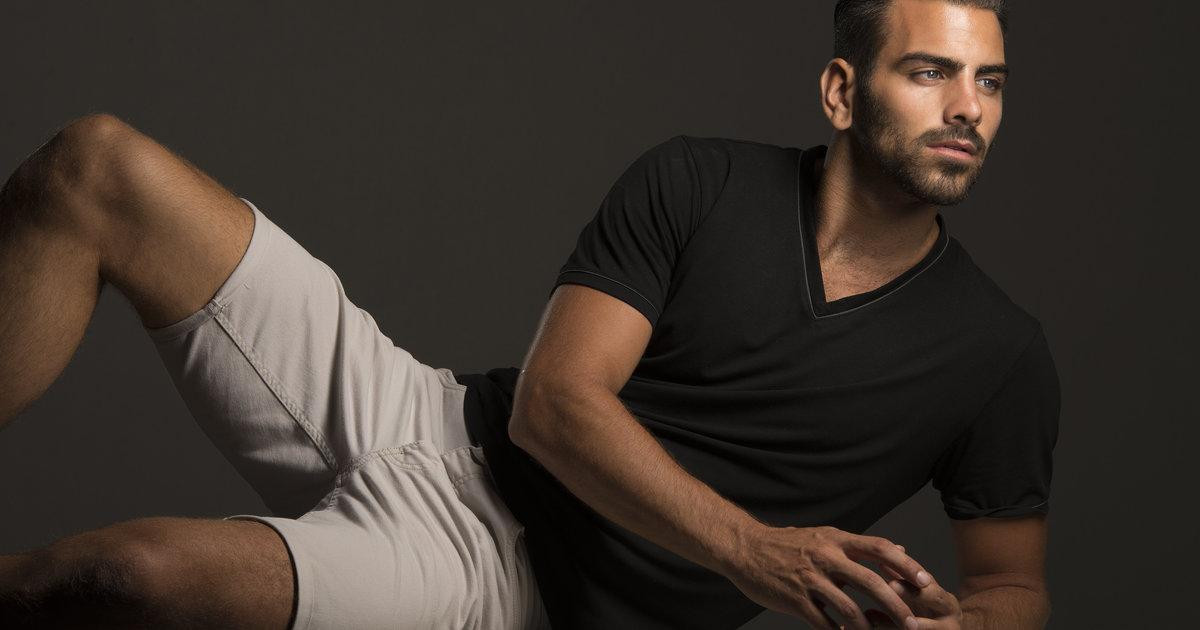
[943,498,1049,520]
[552,270,660,328]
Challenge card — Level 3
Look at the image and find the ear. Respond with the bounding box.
[819,58,856,131]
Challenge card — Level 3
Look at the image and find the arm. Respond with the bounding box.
[508,283,760,576]
[952,514,1052,629]
[923,325,1059,627]
[516,139,933,627]
[510,284,932,629]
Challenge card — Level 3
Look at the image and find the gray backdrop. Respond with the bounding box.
[1,1,1193,628]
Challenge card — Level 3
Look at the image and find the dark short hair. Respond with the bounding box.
[834,0,1009,85]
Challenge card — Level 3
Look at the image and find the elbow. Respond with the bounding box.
[1017,582,1053,626]
[508,409,540,453]
[508,377,561,453]
[508,375,605,454]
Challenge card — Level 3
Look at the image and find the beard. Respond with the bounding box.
[851,78,989,207]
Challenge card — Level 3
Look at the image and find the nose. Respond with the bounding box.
[945,74,983,127]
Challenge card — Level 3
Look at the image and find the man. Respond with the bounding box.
[0,2,1055,630]
[463,1,1055,629]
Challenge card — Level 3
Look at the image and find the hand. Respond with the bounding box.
[723,524,932,630]
[863,545,963,629]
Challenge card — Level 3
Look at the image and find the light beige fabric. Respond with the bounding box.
[146,198,548,629]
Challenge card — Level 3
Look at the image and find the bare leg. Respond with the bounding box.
[0,113,253,428]
[0,517,294,628]
[0,123,103,427]
[0,113,293,626]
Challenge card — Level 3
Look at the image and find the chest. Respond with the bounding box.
[635,189,1007,428]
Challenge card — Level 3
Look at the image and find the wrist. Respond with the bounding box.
[710,513,767,577]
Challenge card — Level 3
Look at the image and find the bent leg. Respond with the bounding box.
[0,516,294,628]
[0,112,461,516]
[0,112,254,428]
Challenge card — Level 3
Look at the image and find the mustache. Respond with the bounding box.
[925,129,986,153]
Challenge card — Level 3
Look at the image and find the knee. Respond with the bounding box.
[12,529,175,625]
[0,112,139,235]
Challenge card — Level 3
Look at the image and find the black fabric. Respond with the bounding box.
[931,326,1061,518]
[455,135,1061,629]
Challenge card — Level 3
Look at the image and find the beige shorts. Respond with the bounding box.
[145,198,548,629]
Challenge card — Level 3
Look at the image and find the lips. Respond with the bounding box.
[928,140,978,155]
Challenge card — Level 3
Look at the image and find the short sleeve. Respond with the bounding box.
[550,135,702,328]
[931,326,1062,520]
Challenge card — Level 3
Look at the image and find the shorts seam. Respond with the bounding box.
[335,441,438,482]
[316,485,344,512]
[441,444,489,488]
[336,442,491,490]
[504,526,526,617]
[212,307,340,472]
[451,472,489,490]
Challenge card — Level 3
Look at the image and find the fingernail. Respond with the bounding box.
[905,616,919,630]
[917,570,931,586]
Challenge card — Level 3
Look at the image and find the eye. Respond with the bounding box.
[979,77,1005,91]
[915,69,944,80]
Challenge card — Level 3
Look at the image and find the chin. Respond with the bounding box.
[921,181,974,206]
[908,171,975,206]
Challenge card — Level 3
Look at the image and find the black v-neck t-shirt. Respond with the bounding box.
[453,136,1061,629]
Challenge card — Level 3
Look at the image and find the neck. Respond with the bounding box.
[812,134,942,276]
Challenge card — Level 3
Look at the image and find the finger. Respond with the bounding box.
[883,572,924,615]
[844,537,933,591]
[811,576,873,630]
[879,561,908,585]
[890,578,920,599]
[886,545,926,588]
[831,558,917,630]
[798,593,845,630]
[890,547,910,583]
[889,575,958,616]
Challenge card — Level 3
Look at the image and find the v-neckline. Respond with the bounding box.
[795,145,950,320]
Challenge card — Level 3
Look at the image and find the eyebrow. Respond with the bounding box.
[895,51,1010,77]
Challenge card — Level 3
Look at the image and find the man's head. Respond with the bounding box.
[822,0,1009,206]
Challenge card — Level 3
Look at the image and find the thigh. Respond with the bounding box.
[70,114,258,331]
[227,439,539,630]
[147,198,463,518]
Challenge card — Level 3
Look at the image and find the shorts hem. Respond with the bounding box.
[144,197,273,342]
[223,514,315,630]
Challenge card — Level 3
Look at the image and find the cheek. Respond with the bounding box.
[887,99,925,127]
[985,98,1003,130]
[869,83,925,132]
[897,90,945,126]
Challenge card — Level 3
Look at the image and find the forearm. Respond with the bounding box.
[511,386,761,576]
[959,585,1051,629]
